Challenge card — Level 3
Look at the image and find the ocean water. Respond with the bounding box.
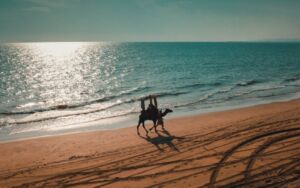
[1,42,300,141]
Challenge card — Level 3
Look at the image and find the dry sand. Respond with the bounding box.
[0,99,300,187]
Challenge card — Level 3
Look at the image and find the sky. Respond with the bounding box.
[0,0,300,42]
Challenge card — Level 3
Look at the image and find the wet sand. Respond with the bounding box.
[0,99,300,187]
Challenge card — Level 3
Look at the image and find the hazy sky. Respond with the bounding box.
[1,0,300,42]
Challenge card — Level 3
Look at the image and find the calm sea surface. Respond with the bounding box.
[1,42,300,141]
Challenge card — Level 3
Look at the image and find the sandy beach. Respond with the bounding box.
[1,0,300,187]
[0,99,300,187]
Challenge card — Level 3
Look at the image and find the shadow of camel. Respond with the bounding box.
[138,127,185,152]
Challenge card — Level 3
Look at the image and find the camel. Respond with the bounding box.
[137,108,173,134]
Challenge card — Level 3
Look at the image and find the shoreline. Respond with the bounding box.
[1,98,300,187]
[2,94,300,143]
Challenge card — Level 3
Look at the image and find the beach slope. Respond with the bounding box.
[1,99,300,187]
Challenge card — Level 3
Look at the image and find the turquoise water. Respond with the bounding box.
[1,42,300,141]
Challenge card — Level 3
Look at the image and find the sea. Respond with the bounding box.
[1,42,300,141]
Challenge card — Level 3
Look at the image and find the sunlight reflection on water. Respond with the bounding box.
[11,42,118,110]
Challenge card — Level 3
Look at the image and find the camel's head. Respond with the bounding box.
[159,108,173,117]
[164,108,173,113]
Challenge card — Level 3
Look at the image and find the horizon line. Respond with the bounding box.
[2,40,300,44]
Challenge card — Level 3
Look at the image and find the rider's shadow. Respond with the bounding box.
[139,128,185,152]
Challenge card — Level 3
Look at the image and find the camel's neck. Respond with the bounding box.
[161,110,169,117]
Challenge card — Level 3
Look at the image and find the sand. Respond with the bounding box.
[0,99,300,187]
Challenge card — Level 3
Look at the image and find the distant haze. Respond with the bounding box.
[1,0,300,42]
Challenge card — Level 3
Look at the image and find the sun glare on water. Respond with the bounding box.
[11,42,105,106]
[27,42,90,58]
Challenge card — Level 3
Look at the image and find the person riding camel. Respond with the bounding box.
[141,95,158,113]
[146,96,155,112]
[137,95,173,134]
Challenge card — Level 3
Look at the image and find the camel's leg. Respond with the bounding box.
[154,118,163,130]
[149,120,155,131]
[137,120,141,134]
[142,122,148,133]
[153,120,158,132]
[161,119,164,129]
